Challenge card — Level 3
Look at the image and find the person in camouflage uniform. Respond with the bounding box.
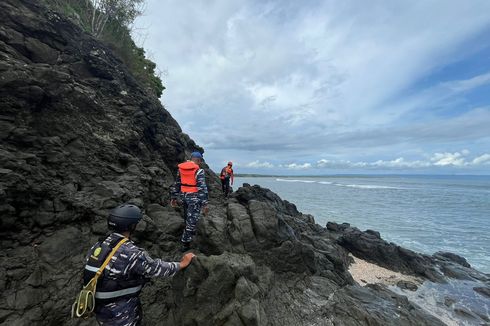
[171,151,209,252]
[82,204,195,326]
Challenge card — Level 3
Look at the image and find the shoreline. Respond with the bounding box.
[347,255,468,326]
[348,254,423,287]
[235,175,490,274]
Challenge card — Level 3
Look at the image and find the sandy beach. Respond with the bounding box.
[348,254,423,287]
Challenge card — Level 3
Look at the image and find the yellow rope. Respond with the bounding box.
[72,237,128,319]
[95,238,128,279]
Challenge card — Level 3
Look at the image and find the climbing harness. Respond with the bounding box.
[71,237,128,318]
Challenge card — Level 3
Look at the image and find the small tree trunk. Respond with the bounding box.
[91,4,97,34]
[96,16,109,37]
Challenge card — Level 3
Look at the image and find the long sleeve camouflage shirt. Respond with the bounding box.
[84,233,180,325]
[86,233,180,281]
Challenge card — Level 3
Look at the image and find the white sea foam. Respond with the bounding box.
[276,178,402,189]
[276,178,316,183]
[237,175,490,272]
[340,184,401,189]
[390,279,490,326]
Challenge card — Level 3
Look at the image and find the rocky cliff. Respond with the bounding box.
[0,0,207,323]
[1,1,489,325]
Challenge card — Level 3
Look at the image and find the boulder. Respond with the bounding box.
[330,222,445,282]
[433,251,471,268]
[473,286,490,298]
[396,280,418,291]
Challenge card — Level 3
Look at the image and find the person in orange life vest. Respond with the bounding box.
[220,161,234,197]
[170,151,209,252]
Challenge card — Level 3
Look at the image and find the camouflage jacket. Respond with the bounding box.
[84,233,180,288]
[171,166,208,205]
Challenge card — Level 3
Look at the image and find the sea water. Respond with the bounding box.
[235,175,490,273]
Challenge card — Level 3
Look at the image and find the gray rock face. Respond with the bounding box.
[328,222,490,325]
[329,222,445,282]
[0,0,202,324]
[329,221,490,283]
[434,251,471,268]
[148,185,446,326]
[0,1,484,326]
[474,287,490,299]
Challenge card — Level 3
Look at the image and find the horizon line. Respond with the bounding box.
[234,173,490,177]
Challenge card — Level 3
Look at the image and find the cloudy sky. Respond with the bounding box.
[134,0,490,175]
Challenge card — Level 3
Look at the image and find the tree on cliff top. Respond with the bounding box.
[45,0,164,98]
[87,0,144,37]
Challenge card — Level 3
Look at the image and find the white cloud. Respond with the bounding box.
[431,152,467,166]
[135,1,490,172]
[282,163,312,170]
[316,159,368,168]
[316,157,430,169]
[316,159,335,168]
[472,154,490,165]
[313,152,490,170]
[246,160,274,168]
[370,158,431,168]
[443,72,490,93]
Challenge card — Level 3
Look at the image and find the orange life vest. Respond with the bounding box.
[178,161,199,193]
[220,166,233,179]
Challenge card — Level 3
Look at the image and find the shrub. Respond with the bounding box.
[44,0,165,97]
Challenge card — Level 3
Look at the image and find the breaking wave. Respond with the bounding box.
[341,184,402,189]
[276,179,402,189]
[276,178,316,183]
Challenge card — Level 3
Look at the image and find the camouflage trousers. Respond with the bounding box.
[181,193,203,244]
[95,297,142,326]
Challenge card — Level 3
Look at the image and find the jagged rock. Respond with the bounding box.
[474,286,490,298]
[1,1,488,326]
[439,264,474,280]
[0,0,202,324]
[433,251,471,268]
[434,255,488,282]
[328,284,445,325]
[444,296,456,307]
[329,222,445,282]
[146,204,183,237]
[396,280,418,291]
[330,223,490,287]
[326,221,350,232]
[453,306,481,321]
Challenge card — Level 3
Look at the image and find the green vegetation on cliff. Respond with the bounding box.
[43,0,164,98]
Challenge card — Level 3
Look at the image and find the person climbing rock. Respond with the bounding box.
[220,161,234,197]
[80,204,195,325]
[170,151,209,252]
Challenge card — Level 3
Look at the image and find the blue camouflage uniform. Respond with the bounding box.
[171,166,208,244]
[84,233,180,325]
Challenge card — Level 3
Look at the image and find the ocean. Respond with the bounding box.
[235,175,490,273]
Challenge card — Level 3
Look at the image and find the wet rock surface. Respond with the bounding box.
[150,185,446,326]
[0,1,488,325]
[474,286,490,299]
[328,222,445,282]
[396,280,418,291]
[329,222,490,325]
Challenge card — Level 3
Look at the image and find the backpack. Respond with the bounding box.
[71,237,128,318]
